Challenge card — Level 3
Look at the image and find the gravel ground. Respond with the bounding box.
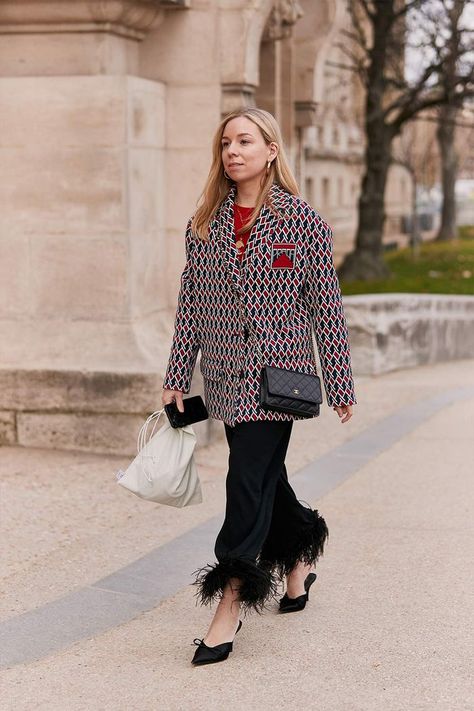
[1,359,473,710]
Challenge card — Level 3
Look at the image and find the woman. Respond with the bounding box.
[161,108,356,666]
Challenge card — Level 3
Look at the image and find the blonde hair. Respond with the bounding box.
[191,108,299,241]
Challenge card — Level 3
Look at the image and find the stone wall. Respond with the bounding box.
[2,294,473,455]
[0,75,167,371]
[0,366,217,455]
[344,294,474,376]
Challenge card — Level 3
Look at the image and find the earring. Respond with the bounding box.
[224,170,232,180]
[267,160,272,172]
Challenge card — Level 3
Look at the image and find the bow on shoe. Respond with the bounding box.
[191,621,243,665]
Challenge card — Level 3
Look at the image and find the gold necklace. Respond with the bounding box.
[234,203,253,252]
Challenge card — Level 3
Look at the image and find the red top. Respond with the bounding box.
[233,203,255,262]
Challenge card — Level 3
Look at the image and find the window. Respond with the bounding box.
[305,177,314,207]
[337,177,344,204]
[322,177,330,207]
[400,178,407,201]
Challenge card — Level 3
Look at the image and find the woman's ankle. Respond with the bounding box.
[287,560,312,579]
[214,601,240,620]
[219,578,241,608]
[285,561,313,596]
[205,605,241,645]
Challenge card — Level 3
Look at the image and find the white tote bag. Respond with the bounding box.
[115,409,202,507]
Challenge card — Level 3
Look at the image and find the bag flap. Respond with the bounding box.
[265,367,322,404]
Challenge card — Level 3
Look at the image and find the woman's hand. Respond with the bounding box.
[333,405,353,423]
[162,388,185,413]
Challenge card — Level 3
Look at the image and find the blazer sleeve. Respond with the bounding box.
[162,218,200,394]
[303,215,356,407]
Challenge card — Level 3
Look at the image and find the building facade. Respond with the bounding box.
[0,0,411,453]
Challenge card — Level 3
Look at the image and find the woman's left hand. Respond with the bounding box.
[333,405,353,423]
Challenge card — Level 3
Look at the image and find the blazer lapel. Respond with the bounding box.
[240,201,271,272]
[215,184,244,299]
[214,182,295,295]
[241,183,294,272]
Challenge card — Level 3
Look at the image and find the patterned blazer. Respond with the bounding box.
[163,182,356,426]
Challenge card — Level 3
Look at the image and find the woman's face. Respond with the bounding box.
[221,116,277,184]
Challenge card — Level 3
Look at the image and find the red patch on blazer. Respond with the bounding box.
[271,243,296,269]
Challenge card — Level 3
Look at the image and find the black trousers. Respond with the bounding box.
[193,420,328,613]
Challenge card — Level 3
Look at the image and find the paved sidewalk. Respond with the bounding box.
[1,360,473,711]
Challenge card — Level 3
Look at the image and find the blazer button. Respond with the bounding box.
[243,327,249,341]
[239,369,244,379]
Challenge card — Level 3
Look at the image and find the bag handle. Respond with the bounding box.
[137,408,165,453]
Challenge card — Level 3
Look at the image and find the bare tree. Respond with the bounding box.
[435,0,471,240]
[393,116,438,249]
[330,0,474,281]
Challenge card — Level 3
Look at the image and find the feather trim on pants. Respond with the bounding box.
[191,556,280,614]
[259,508,329,580]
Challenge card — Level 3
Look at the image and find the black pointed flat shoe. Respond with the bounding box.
[191,619,243,666]
[279,572,317,614]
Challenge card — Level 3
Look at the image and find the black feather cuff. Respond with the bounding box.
[191,556,280,614]
[259,508,329,579]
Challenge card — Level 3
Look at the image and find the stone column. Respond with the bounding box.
[218,0,275,116]
[254,0,303,168]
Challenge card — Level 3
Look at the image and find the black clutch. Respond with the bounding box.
[259,365,322,417]
[164,395,209,429]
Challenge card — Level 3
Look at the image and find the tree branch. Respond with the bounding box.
[325,60,363,75]
[409,112,474,129]
[347,0,371,54]
[357,0,376,22]
[393,0,425,20]
[389,89,474,132]
[383,58,446,120]
[333,40,369,84]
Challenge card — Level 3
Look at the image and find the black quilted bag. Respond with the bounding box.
[259,365,323,417]
[228,266,322,418]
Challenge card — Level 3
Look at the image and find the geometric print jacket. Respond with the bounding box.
[163,182,356,426]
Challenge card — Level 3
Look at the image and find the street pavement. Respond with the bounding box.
[1,359,473,711]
